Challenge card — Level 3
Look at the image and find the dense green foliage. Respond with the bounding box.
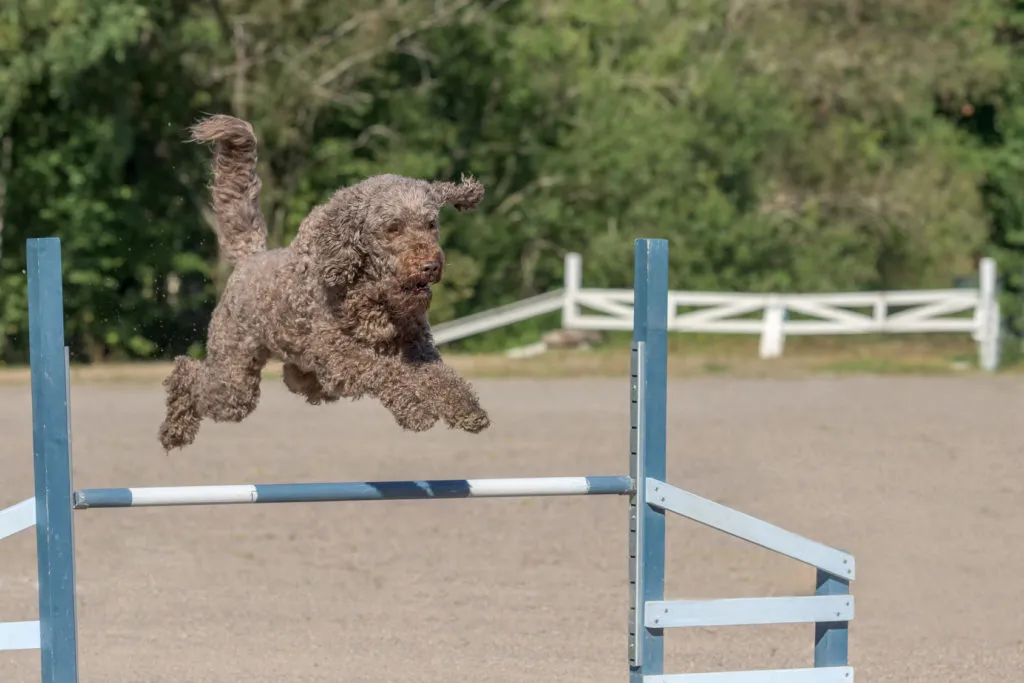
[1,0,1022,362]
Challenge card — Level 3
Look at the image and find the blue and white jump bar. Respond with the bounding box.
[73,476,635,509]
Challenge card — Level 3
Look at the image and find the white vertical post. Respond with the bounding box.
[872,295,887,328]
[759,296,786,359]
[562,252,583,330]
[977,257,1000,372]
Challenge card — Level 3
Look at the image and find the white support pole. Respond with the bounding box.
[0,621,41,651]
[977,257,1000,372]
[758,296,786,359]
[645,595,854,629]
[562,252,583,329]
[0,498,37,541]
[646,668,854,683]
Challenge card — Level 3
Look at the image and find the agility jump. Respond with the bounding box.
[0,237,855,682]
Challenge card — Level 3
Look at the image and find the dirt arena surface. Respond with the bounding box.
[2,374,1022,682]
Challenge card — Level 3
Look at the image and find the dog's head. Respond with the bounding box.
[306,173,484,318]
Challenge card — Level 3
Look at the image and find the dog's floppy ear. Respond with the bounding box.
[316,233,364,289]
[299,204,365,290]
[432,173,485,212]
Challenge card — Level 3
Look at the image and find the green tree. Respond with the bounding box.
[0,0,216,362]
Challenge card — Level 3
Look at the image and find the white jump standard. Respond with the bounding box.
[0,237,857,682]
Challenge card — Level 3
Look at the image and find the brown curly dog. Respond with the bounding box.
[158,114,490,451]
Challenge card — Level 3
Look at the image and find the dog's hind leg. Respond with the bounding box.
[195,349,268,424]
[158,356,203,451]
[188,300,271,427]
[158,349,267,451]
[158,314,269,451]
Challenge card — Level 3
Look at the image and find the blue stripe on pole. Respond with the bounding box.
[27,237,80,683]
[631,238,669,683]
[584,476,634,495]
[72,488,133,509]
[254,480,472,503]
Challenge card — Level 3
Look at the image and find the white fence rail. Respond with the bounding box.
[430,290,564,345]
[431,253,1002,371]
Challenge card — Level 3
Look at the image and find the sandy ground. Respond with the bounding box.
[1,374,1022,682]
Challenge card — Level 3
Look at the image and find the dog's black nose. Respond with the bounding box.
[420,260,441,278]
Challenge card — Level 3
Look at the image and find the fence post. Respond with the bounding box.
[759,296,786,359]
[629,239,668,682]
[562,252,582,330]
[27,238,80,683]
[977,257,1001,372]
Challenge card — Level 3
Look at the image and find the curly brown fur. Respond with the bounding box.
[189,115,268,264]
[158,114,490,450]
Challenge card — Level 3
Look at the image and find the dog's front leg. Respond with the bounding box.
[416,362,490,433]
[403,336,490,434]
[312,345,441,432]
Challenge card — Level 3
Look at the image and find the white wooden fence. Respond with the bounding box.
[430,253,1002,371]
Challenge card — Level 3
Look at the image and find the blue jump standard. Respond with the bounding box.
[72,476,636,509]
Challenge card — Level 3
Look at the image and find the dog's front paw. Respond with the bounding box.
[440,389,490,433]
[449,405,490,433]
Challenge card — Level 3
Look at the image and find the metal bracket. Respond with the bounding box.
[628,341,645,666]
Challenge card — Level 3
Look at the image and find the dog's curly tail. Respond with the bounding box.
[190,114,267,265]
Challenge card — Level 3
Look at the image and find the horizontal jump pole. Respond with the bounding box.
[73,475,635,509]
